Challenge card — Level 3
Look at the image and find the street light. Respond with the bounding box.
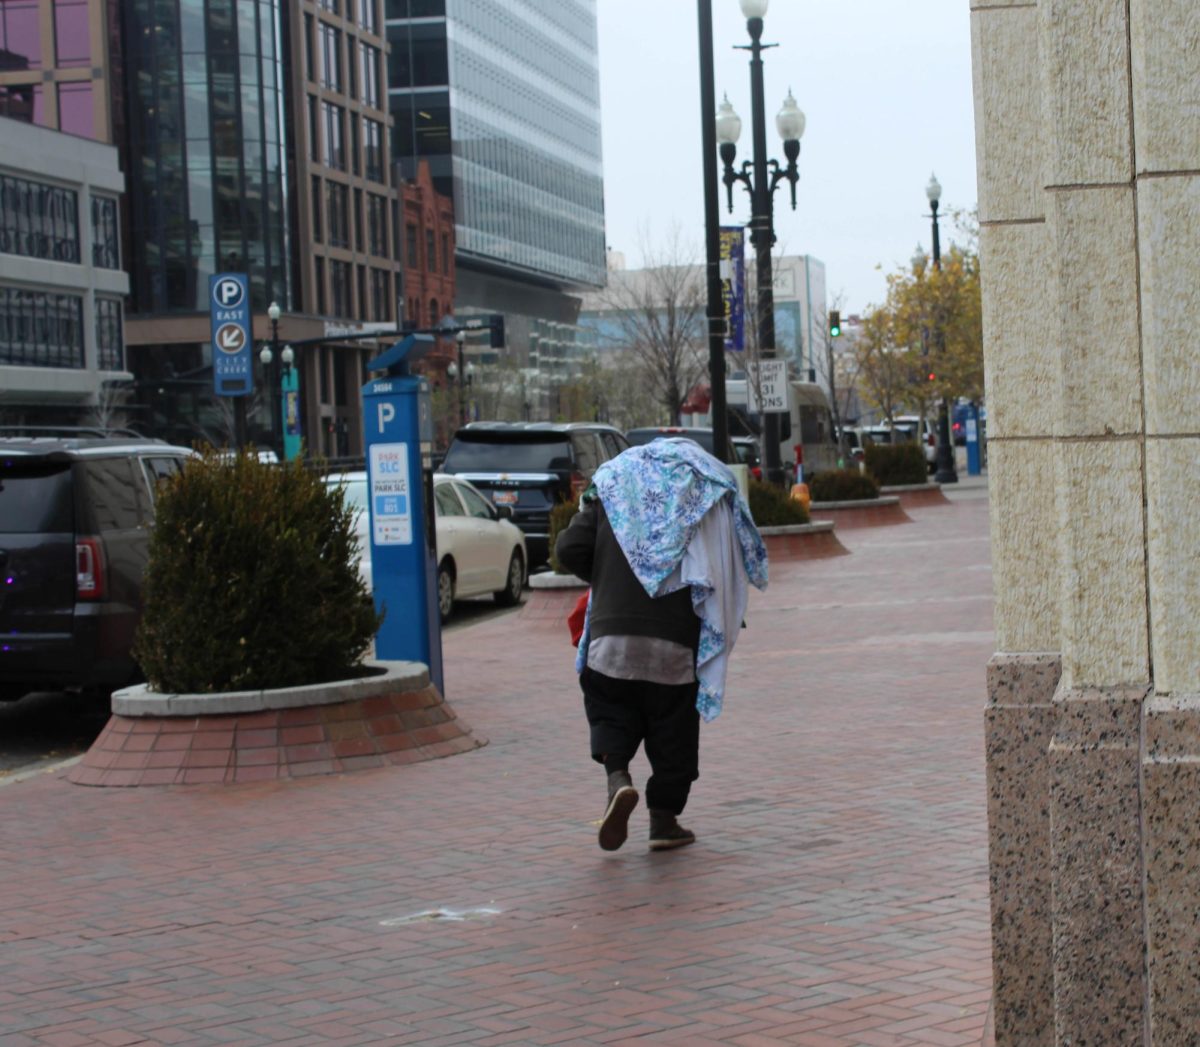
[257,301,288,461]
[717,0,804,486]
[925,174,958,484]
[447,330,474,428]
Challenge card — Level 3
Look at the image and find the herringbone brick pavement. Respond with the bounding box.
[0,489,995,1046]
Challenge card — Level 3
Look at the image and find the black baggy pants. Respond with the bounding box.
[580,666,700,816]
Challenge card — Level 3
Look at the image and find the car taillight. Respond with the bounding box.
[751,466,762,480]
[76,537,107,601]
[927,432,936,446]
[570,471,586,498]
[793,444,804,466]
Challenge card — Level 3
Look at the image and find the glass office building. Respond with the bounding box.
[121,0,291,314]
[387,0,605,292]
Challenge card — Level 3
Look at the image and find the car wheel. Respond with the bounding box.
[494,550,525,607]
[437,561,455,622]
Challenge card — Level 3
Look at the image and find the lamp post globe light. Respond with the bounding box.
[925,174,958,484]
[717,1,804,487]
[257,301,286,460]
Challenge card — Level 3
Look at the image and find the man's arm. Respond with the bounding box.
[554,499,599,582]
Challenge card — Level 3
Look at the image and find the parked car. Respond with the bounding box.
[438,422,629,568]
[896,415,937,471]
[323,471,527,622]
[624,426,762,479]
[0,434,194,703]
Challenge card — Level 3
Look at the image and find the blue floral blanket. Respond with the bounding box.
[575,438,768,721]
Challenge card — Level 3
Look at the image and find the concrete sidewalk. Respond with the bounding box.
[0,488,995,1046]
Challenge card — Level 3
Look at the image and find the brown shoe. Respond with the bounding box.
[648,809,696,851]
[599,770,639,851]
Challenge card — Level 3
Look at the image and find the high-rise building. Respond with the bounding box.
[385,0,606,365]
[113,0,399,457]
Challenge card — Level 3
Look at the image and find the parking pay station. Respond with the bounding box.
[362,333,443,694]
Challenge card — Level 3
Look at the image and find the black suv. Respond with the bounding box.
[438,422,629,568]
[0,434,194,703]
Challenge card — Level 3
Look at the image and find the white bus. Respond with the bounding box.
[725,378,842,483]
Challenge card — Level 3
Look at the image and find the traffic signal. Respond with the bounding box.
[488,313,506,349]
[829,310,841,338]
[927,371,937,382]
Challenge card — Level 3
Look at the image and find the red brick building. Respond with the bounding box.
[400,159,455,341]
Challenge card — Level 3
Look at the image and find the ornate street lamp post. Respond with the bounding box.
[447,329,474,429]
[926,174,958,484]
[258,301,293,461]
[716,0,804,486]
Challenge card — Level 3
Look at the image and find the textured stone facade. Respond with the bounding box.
[972,0,1200,1041]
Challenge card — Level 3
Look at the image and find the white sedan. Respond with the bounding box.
[323,471,526,622]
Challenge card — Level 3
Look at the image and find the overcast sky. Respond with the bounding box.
[595,0,978,315]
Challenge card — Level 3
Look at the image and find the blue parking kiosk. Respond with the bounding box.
[361,333,443,694]
[965,403,982,476]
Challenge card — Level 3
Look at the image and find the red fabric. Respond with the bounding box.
[567,589,590,647]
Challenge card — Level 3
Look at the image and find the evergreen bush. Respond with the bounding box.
[864,443,927,486]
[132,449,382,693]
[548,495,581,574]
[747,478,810,526]
[808,469,880,502]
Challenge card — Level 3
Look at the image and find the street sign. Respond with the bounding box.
[747,359,788,414]
[209,273,253,397]
[719,226,746,352]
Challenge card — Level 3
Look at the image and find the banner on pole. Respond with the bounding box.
[719,226,745,352]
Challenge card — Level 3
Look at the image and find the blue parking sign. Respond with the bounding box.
[210,273,254,397]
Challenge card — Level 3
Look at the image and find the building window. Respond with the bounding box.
[391,199,400,262]
[326,181,348,247]
[57,82,93,138]
[356,263,366,318]
[311,175,323,242]
[322,101,345,170]
[90,195,119,269]
[441,232,449,275]
[370,268,389,321]
[307,95,320,162]
[55,0,90,66]
[0,82,43,125]
[345,34,357,99]
[426,229,436,273]
[359,0,378,34]
[405,222,417,267]
[363,118,383,183]
[330,259,351,318]
[95,297,123,371]
[353,188,363,252]
[0,286,84,368]
[318,23,342,91]
[0,175,79,263]
[318,0,340,12]
[367,194,387,257]
[428,298,438,327]
[304,13,314,80]
[359,43,380,108]
[314,256,326,315]
[349,113,360,176]
[0,0,41,69]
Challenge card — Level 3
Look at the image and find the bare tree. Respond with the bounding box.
[591,228,707,424]
[82,379,134,433]
[809,296,862,460]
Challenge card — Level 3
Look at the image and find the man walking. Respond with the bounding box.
[555,438,768,852]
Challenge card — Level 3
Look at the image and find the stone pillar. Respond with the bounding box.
[972,2,1060,1042]
[974,0,1200,1040]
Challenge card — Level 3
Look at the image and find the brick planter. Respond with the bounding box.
[67,661,485,788]
[522,571,588,624]
[758,521,849,561]
[808,495,912,529]
[879,482,951,509]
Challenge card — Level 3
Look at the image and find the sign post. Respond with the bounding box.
[209,273,253,449]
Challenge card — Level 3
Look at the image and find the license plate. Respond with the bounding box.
[492,491,518,505]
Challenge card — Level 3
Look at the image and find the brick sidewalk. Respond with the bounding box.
[0,492,995,1046]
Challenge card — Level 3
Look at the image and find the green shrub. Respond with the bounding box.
[132,449,382,693]
[808,469,880,502]
[548,495,581,573]
[747,478,810,526]
[864,442,927,486]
